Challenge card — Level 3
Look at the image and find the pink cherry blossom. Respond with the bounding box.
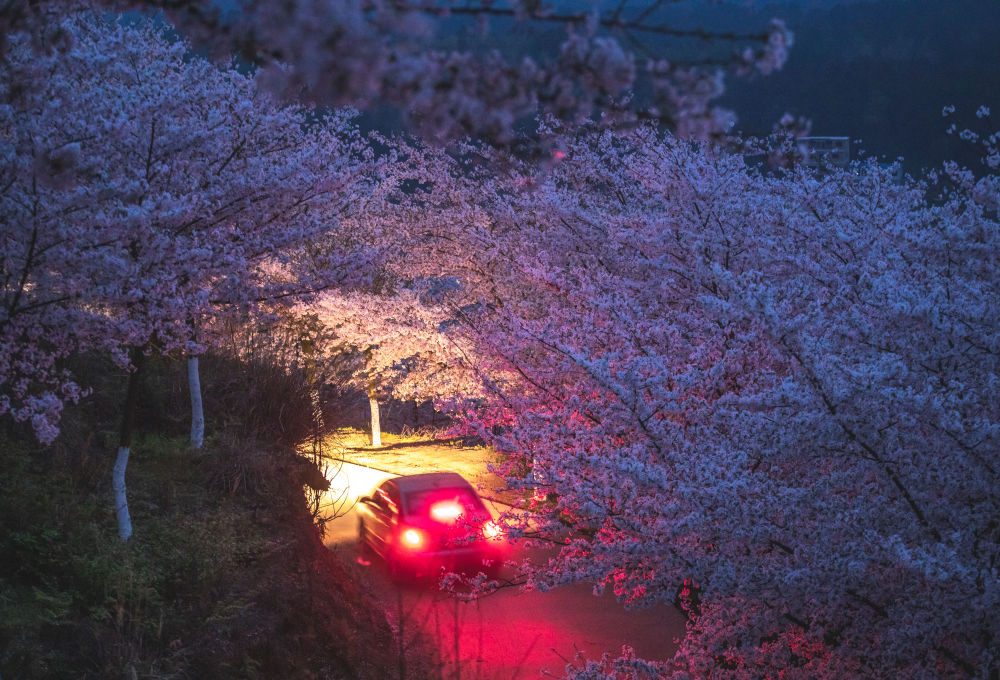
[388,126,999,679]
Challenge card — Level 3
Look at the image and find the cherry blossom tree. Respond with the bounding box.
[3,1,793,145]
[5,6,996,678]
[414,126,1000,679]
[1,17,121,444]
[1,14,370,539]
[200,0,792,143]
[304,284,487,446]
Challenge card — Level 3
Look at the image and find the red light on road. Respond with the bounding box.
[401,528,424,548]
[430,500,463,522]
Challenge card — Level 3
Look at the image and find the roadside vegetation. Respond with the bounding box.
[0,351,404,679]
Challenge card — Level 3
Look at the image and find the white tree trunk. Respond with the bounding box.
[369,395,381,448]
[115,346,143,543]
[113,445,133,541]
[188,356,204,449]
[365,349,381,448]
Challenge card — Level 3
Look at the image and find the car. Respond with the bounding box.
[357,471,506,580]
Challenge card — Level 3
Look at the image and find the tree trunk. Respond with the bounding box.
[369,392,381,448]
[188,356,204,449]
[364,348,381,448]
[114,347,144,542]
[113,445,132,542]
[300,335,324,457]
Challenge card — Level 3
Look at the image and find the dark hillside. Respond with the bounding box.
[720,0,1000,173]
[0,353,404,679]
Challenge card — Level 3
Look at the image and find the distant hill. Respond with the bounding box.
[718,0,1000,173]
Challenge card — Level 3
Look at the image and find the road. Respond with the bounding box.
[314,447,686,680]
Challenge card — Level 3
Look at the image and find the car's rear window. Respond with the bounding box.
[404,487,485,519]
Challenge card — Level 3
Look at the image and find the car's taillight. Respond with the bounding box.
[401,528,424,548]
[483,520,503,540]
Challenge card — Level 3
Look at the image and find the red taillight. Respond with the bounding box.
[401,528,424,548]
[430,500,463,522]
[483,520,503,541]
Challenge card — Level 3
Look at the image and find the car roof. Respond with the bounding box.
[390,471,474,494]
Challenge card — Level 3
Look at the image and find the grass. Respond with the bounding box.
[323,427,456,451]
[0,432,406,679]
[0,351,410,679]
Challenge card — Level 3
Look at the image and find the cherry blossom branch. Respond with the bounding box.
[778,335,943,543]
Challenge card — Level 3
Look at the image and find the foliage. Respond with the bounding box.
[1,2,795,145]
[303,286,487,413]
[128,0,790,143]
[388,126,1000,678]
[0,13,369,443]
[0,422,398,679]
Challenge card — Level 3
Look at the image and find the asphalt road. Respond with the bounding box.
[316,456,687,680]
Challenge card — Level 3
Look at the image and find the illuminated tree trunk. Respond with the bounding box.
[368,391,381,448]
[188,356,204,449]
[366,348,381,448]
[114,347,144,542]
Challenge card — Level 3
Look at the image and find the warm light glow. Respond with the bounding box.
[483,520,503,540]
[430,500,463,522]
[401,528,424,548]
